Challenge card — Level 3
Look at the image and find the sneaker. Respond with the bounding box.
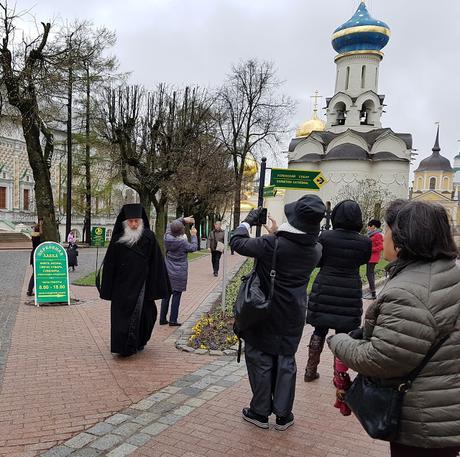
[159,320,169,325]
[242,407,269,429]
[213,272,218,277]
[274,413,294,431]
[168,322,182,327]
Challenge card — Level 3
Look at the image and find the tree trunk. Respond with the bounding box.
[22,117,58,241]
[139,192,151,220]
[83,68,92,245]
[195,215,202,251]
[65,64,73,240]
[232,173,243,230]
[153,195,167,253]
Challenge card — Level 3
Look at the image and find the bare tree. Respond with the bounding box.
[335,178,396,227]
[216,59,293,229]
[0,2,59,240]
[101,84,213,247]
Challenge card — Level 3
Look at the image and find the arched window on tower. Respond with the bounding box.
[443,176,450,191]
[361,66,366,89]
[334,102,347,126]
[360,100,375,126]
[345,67,350,90]
[429,177,436,190]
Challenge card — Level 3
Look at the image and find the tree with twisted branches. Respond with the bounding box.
[0,2,59,240]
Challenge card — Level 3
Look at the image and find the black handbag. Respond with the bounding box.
[233,237,279,335]
[345,334,449,441]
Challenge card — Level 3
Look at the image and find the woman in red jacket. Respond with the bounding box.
[364,219,384,299]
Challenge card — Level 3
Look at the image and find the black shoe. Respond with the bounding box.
[169,322,182,327]
[137,345,145,351]
[159,320,169,325]
[363,292,377,300]
[26,291,33,297]
[274,412,294,431]
[242,407,269,429]
[213,272,218,277]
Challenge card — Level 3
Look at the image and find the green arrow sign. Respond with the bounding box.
[34,242,70,306]
[91,226,106,247]
[270,168,327,190]
[263,185,277,198]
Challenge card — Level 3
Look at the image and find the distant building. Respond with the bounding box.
[411,126,460,245]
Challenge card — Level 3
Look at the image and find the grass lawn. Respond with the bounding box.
[73,250,210,286]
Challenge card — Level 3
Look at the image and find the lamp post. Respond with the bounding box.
[256,157,267,237]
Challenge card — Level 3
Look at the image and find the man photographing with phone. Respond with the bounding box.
[230,195,326,431]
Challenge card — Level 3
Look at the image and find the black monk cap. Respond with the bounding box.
[284,195,326,233]
[122,203,143,220]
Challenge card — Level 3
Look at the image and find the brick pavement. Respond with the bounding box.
[0,252,244,457]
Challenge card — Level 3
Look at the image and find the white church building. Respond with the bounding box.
[285,1,413,206]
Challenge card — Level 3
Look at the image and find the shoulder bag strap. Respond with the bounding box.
[268,237,279,300]
[399,334,449,392]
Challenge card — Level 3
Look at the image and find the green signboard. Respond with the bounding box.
[270,168,327,190]
[34,242,70,306]
[263,185,277,198]
[91,226,106,247]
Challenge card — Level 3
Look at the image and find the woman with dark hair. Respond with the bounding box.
[305,200,372,416]
[160,217,197,326]
[328,200,460,457]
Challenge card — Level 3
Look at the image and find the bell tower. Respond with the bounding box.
[326,1,390,132]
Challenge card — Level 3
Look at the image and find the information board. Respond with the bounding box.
[91,227,106,247]
[34,242,70,306]
[270,168,327,190]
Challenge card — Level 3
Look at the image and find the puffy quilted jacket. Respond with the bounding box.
[329,258,460,447]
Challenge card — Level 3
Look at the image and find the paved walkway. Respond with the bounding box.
[0,249,391,457]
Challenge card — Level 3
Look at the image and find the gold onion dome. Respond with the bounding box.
[296,110,326,138]
[243,155,258,177]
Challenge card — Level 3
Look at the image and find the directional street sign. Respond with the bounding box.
[270,168,327,191]
[263,185,277,198]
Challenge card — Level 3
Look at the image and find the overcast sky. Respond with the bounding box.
[15,0,460,171]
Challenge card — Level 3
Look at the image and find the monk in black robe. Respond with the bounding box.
[99,204,171,356]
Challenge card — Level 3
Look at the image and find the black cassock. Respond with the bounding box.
[100,210,170,356]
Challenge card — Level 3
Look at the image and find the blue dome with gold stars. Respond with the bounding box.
[332,2,391,56]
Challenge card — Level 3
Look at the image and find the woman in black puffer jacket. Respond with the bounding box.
[305,200,371,414]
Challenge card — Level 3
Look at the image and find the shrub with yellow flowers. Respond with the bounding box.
[188,259,253,351]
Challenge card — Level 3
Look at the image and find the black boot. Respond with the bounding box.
[304,334,325,382]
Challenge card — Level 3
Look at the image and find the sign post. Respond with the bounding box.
[34,242,70,306]
[270,168,327,190]
[256,157,267,238]
[91,227,106,274]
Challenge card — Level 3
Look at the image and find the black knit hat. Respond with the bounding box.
[284,195,326,233]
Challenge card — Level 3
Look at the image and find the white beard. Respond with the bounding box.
[117,220,144,247]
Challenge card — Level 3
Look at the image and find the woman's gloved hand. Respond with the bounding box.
[348,328,364,340]
[243,207,263,227]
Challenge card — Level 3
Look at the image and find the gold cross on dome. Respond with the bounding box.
[310,90,322,114]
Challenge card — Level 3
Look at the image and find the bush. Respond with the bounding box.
[188,259,253,350]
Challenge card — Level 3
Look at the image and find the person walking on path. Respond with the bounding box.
[160,217,198,326]
[328,200,460,457]
[67,230,77,246]
[99,204,171,357]
[208,221,225,276]
[231,195,325,431]
[363,219,384,299]
[67,242,78,271]
[305,200,371,416]
[26,221,42,296]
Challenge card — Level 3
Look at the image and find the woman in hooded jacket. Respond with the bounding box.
[305,200,371,415]
[160,217,197,326]
[328,200,460,457]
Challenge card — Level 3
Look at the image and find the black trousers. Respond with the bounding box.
[211,250,222,274]
[27,266,34,294]
[390,443,460,457]
[366,262,377,293]
[245,342,297,418]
